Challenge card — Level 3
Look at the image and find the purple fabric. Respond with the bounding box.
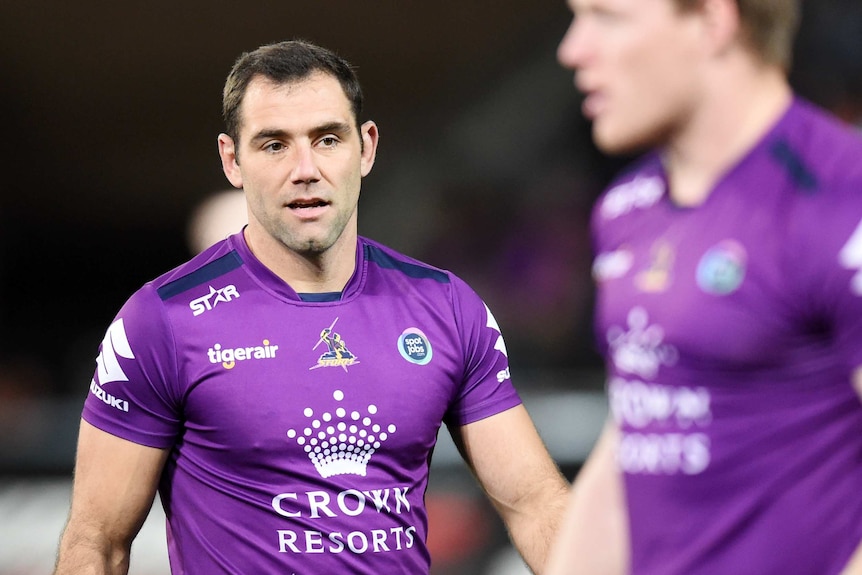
[592,98,862,575]
[82,233,521,574]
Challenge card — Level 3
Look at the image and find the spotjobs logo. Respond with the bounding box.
[397,328,432,366]
[207,339,279,369]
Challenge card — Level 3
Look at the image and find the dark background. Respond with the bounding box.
[0,0,861,466]
[1,3,860,573]
[0,1,604,399]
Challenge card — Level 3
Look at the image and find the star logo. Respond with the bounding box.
[190,284,240,316]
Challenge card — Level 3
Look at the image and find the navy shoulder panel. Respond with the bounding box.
[769,138,818,193]
[157,250,244,301]
[365,244,450,284]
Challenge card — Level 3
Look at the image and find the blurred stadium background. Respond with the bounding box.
[1,1,860,573]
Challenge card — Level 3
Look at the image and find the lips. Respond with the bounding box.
[287,198,329,210]
[576,75,604,120]
[581,90,605,120]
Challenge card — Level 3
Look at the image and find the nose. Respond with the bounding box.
[291,144,321,184]
[557,16,587,71]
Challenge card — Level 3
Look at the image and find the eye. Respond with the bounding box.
[319,136,339,148]
[264,141,285,153]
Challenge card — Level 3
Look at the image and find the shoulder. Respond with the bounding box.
[771,98,862,199]
[590,153,665,253]
[148,236,244,301]
[359,236,487,312]
[360,237,453,285]
[771,102,862,287]
[118,235,243,324]
[593,153,665,223]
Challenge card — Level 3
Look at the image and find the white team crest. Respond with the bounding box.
[485,304,511,383]
[95,318,135,385]
[310,318,360,372]
[839,217,862,296]
[484,303,508,357]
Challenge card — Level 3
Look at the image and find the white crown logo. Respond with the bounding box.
[286,390,396,478]
[607,307,678,379]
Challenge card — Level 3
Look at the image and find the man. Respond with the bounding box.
[54,40,569,574]
[546,0,862,574]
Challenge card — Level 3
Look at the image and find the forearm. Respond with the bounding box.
[54,421,167,575]
[54,524,131,575]
[846,370,862,574]
[453,406,572,573]
[496,472,571,574]
[545,423,628,575]
[841,537,862,575]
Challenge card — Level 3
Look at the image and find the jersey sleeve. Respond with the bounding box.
[81,283,183,448]
[444,275,522,427]
[791,180,862,371]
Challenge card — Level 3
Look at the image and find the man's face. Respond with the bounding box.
[558,0,705,154]
[219,72,377,257]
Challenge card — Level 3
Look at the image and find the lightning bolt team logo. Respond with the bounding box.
[310,318,360,372]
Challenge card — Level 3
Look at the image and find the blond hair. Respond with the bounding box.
[675,0,800,71]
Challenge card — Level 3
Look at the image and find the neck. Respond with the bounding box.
[663,57,793,207]
[243,226,358,294]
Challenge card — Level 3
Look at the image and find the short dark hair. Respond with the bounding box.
[222,40,364,146]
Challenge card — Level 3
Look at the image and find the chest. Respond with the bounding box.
[593,196,815,374]
[171,292,463,467]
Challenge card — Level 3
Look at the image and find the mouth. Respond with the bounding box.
[576,75,604,120]
[581,90,605,121]
[287,198,330,210]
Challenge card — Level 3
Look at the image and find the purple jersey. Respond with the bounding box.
[592,99,862,574]
[82,233,520,574]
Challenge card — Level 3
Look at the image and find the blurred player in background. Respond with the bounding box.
[186,189,247,255]
[546,0,862,573]
[53,40,568,574]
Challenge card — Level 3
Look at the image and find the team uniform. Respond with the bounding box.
[82,233,520,574]
[591,98,862,574]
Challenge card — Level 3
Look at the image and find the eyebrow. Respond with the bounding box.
[316,121,353,136]
[249,121,354,144]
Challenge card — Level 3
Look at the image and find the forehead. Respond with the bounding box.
[238,73,353,130]
[569,0,670,13]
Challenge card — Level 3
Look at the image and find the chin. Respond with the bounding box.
[295,240,330,255]
[593,123,657,156]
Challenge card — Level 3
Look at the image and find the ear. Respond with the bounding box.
[359,121,379,178]
[699,0,742,57]
[218,133,243,189]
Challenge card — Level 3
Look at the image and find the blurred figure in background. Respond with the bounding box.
[547,0,862,574]
[53,40,568,574]
[186,189,248,255]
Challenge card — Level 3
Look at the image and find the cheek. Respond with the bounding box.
[338,165,363,199]
[593,26,700,152]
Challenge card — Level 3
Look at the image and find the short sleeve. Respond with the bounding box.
[444,275,522,427]
[81,283,182,448]
[791,181,862,371]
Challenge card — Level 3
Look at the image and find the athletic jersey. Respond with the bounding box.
[82,233,521,574]
[591,98,862,575]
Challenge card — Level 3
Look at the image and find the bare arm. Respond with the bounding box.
[450,404,570,574]
[844,541,862,575]
[54,419,169,575]
[545,421,629,575]
[839,368,862,575]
